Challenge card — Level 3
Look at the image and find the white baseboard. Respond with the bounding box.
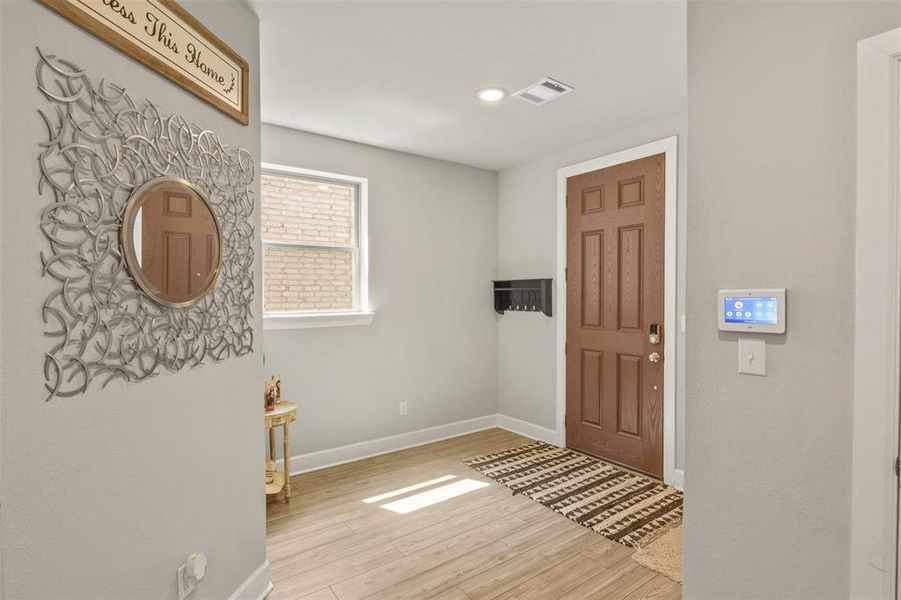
[496,414,559,445]
[227,560,272,600]
[670,468,684,491]
[277,413,684,489]
[279,414,499,475]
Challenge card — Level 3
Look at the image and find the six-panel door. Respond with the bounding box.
[565,153,665,477]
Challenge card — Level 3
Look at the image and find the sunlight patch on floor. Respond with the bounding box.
[362,474,457,504]
[379,479,490,514]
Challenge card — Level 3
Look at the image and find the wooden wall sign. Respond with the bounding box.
[36,0,249,125]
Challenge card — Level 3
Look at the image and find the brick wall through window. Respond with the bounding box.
[261,173,357,312]
[263,247,353,311]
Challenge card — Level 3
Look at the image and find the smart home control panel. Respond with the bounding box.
[718,289,786,333]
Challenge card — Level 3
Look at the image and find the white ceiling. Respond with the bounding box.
[252,1,686,171]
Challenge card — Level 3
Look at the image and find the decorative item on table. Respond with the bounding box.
[264,381,277,412]
[273,375,282,404]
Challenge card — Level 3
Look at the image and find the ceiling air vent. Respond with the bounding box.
[513,77,574,105]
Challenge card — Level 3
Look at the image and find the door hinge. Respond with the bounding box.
[895,457,899,477]
[565,267,568,282]
[564,415,567,427]
[566,194,569,207]
[565,342,567,355]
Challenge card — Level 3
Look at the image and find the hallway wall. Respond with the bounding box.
[262,124,499,460]
[684,2,901,597]
[0,2,266,597]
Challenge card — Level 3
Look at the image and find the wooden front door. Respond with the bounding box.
[565,153,665,477]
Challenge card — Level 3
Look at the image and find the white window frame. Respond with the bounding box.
[261,163,372,330]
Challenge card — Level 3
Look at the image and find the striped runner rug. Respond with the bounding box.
[464,441,682,548]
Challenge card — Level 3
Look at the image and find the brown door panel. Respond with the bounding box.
[576,332,645,353]
[566,153,665,477]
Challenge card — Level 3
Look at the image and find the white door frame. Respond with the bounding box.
[555,135,679,489]
[851,28,901,600]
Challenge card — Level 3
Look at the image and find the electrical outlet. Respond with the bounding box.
[177,552,207,600]
[399,401,408,416]
[177,564,196,600]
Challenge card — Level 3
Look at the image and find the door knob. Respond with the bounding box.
[648,352,661,363]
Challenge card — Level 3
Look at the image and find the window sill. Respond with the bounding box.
[263,311,375,330]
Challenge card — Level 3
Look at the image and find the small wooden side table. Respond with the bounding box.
[264,402,298,503]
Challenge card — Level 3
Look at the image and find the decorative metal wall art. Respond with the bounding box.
[36,48,255,401]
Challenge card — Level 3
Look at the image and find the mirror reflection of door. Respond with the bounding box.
[121,177,221,308]
[139,183,219,301]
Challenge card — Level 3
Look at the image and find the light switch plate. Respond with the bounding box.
[738,337,766,376]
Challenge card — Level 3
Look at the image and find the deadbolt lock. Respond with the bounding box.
[649,323,661,345]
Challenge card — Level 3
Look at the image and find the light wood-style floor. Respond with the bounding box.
[266,428,681,600]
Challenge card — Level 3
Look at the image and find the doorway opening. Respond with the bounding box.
[555,137,680,487]
[851,26,901,599]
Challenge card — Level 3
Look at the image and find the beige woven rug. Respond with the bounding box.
[632,525,683,582]
[464,441,682,548]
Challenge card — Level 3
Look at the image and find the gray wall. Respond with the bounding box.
[0,2,5,593]
[262,124,498,457]
[496,113,688,469]
[0,1,266,598]
[684,2,901,598]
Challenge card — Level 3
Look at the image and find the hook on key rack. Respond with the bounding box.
[493,279,552,317]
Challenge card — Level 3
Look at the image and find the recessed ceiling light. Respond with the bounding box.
[476,87,506,103]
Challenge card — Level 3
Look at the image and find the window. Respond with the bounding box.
[261,164,371,329]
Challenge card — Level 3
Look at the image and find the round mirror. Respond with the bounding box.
[120,177,222,308]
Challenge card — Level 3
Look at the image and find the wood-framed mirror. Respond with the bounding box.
[120,177,222,308]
